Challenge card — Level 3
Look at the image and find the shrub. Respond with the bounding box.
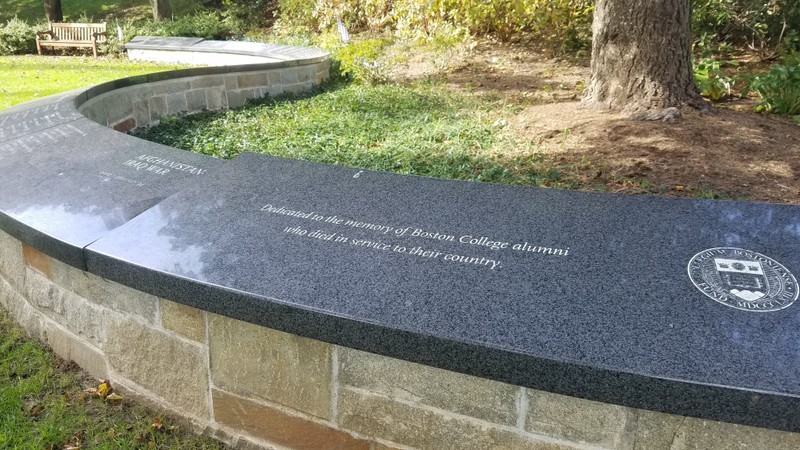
[270,0,591,51]
[0,18,37,55]
[692,0,800,56]
[221,0,279,30]
[750,62,800,115]
[120,11,235,43]
[694,58,735,101]
[335,37,392,84]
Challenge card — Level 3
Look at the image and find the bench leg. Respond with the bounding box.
[36,40,42,55]
[93,43,98,58]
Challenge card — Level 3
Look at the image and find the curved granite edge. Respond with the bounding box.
[2,39,800,435]
[125,36,330,66]
[0,38,329,268]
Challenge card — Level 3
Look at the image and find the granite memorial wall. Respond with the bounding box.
[1,38,799,449]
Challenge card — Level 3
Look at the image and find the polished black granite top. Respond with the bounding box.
[85,152,800,431]
[0,95,221,268]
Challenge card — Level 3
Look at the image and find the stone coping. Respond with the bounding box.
[1,40,800,435]
[125,36,330,66]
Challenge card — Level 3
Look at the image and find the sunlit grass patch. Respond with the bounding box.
[0,55,190,110]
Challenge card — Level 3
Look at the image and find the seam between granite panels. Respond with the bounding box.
[341,385,599,450]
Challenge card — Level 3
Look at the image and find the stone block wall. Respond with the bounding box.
[78,61,330,133]
[2,227,800,449]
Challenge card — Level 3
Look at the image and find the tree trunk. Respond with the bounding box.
[150,0,173,22]
[582,0,703,116]
[44,0,63,22]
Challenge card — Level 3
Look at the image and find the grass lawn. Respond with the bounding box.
[0,309,226,449]
[0,55,190,110]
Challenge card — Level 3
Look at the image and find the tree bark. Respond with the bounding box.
[44,0,63,22]
[150,0,173,22]
[582,0,703,116]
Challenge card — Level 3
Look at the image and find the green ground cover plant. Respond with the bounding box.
[750,60,800,116]
[0,309,227,449]
[134,82,576,188]
[0,56,189,110]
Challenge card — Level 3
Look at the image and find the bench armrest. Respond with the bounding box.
[36,30,54,38]
[92,31,108,39]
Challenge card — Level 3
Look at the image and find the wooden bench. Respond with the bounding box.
[36,23,108,58]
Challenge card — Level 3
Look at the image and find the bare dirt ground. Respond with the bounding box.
[390,39,800,204]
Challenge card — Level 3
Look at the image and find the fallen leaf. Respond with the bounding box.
[674,185,685,191]
[97,380,111,398]
[106,393,124,402]
[152,417,163,430]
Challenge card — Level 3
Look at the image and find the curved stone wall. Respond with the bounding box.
[1,38,800,449]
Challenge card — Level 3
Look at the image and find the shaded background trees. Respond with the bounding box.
[43,0,62,22]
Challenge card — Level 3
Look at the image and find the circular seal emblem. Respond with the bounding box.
[688,247,798,312]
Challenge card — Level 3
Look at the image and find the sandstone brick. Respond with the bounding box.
[205,86,227,110]
[166,92,188,115]
[106,315,209,419]
[526,389,633,448]
[237,72,268,89]
[339,388,577,450]
[317,60,331,76]
[25,269,103,346]
[283,84,304,95]
[161,299,205,343]
[0,275,44,340]
[151,79,191,95]
[208,314,332,419]
[227,90,246,108]
[22,243,52,279]
[51,263,157,325]
[0,227,25,290]
[267,70,282,85]
[79,98,107,125]
[103,93,133,125]
[148,96,167,122]
[266,85,284,98]
[282,69,299,84]
[224,74,238,90]
[190,75,225,89]
[297,67,315,83]
[185,89,207,113]
[634,410,800,450]
[213,389,369,450]
[112,117,136,133]
[340,347,518,426]
[370,443,405,450]
[132,99,150,128]
[44,324,108,379]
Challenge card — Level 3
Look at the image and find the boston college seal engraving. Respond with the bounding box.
[688,247,798,312]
